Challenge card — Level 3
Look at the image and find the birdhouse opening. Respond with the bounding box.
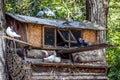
[44,27,55,46]
[57,31,68,47]
[70,30,82,47]
[57,30,69,47]
[57,29,79,48]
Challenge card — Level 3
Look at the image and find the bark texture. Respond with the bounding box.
[0,36,6,80]
[0,0,7,80]
[86,0,109,64]
[86,0,109,27]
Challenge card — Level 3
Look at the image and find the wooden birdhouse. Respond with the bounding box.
[5,12,112,80]
[5,12,106,49]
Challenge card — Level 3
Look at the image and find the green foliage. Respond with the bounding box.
[107,0,120,80]
[5,0,85,20]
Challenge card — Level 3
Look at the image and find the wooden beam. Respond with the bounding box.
[54,28,57,47]
[57,43,114,54]
[32,72,106,76]
[32,76,108,80]
[0,35,32,45]
[31,61,110,69]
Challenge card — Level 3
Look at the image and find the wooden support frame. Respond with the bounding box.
[69,30,77,41]
[57,29,77,43]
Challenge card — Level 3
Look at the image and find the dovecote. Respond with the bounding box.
[5,12,106,49]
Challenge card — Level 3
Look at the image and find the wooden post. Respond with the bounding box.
[0,0,7,80]
[0,34,6,80]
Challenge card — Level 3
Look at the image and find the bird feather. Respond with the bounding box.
[6,27,21,38]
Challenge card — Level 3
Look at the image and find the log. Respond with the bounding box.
[57,43,114,54]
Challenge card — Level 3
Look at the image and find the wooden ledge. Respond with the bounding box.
[31,61,110,69]
[32,72,106,76]
[57,43,114,54]
[0,35,32,46]
[32,75,108,80]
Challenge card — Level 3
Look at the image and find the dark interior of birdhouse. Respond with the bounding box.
[57,30,69,47]
[70,30,82,47]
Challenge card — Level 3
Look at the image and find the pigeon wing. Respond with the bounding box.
[36,11,44,17]
[43,55,55,62]
[12,32,21,37]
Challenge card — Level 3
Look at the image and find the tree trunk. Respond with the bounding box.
[0,0,7,80]
[86,0,109,64]
[86,0,109,26]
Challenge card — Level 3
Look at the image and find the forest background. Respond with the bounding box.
[5,0,120,80]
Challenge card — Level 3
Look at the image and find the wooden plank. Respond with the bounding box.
[57,43,114,54]
[26,24,29,43]
[42,26,44,48]
[31,62,110,69]
[25,58,43,62]
[27,23,42,47]
[32,75,107,80]
[54,28,57,47]
[83,30,97,43]
[32,72,106,76]
[1,35,31,45]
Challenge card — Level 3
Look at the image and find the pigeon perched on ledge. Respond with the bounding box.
[6,26,21,38]
[36,8,55,17]
[43,54,56,62]
[78,38,89,46]
[63,17,74,25]
[36,8,44,17]
[43,51,61,63]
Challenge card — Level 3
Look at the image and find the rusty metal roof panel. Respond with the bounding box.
[6,12,106,30]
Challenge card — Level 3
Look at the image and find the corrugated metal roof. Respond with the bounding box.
[6,12,106,30]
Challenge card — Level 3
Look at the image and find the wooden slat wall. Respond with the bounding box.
[17,22,27,42]
[27,23,42,47]
[83,30,97,43]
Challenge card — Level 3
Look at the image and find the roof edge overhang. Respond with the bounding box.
[5,12,106,31]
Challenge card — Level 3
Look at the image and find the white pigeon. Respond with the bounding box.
[43,54,55,62]
[54,57,61,63]
[6,27,21,38]
[43,51,61,63]
[44,8,55,17]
